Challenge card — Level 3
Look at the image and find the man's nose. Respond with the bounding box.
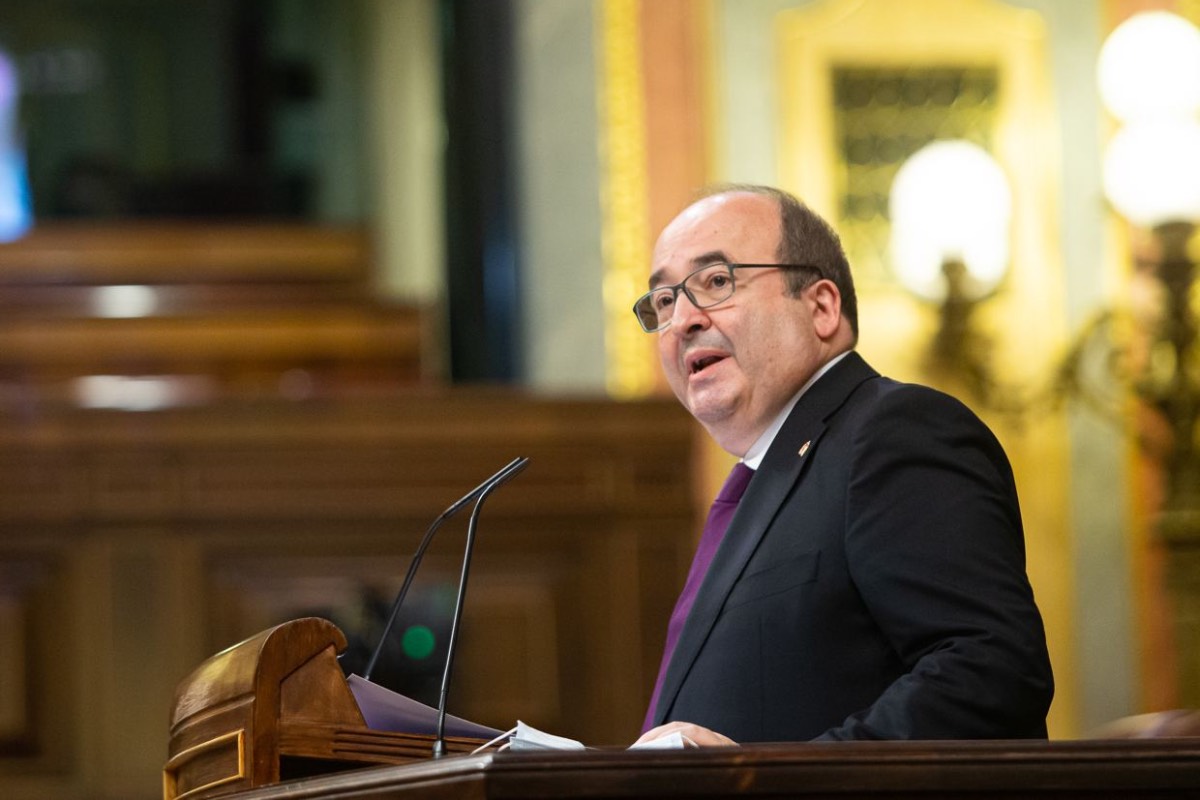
[669,291,710,333]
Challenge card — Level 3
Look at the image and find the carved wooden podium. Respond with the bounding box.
[164,618,481,800]
[167,618,1200,800]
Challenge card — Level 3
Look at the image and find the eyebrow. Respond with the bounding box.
[648,250,731,290]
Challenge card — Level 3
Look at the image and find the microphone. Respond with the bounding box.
[361,457,528,684]
[432,456,529,758]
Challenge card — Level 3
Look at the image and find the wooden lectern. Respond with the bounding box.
[164,618,481,800]
[167,618,1200,800]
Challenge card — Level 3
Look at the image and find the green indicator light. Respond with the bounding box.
[401,625,436,660]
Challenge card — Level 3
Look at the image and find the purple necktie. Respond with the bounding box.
[642,462,755,732]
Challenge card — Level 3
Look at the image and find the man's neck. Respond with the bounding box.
[740,350,852,468]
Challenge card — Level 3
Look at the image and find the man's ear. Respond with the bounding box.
[808,279,843,340]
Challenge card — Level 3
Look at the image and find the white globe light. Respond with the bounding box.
[1103,119,1200,226]
[889,140,1012,301]
[1098,11,1200,122]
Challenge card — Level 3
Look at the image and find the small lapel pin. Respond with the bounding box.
[798,440,811,457]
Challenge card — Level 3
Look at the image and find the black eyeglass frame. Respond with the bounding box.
[631,262,823,333]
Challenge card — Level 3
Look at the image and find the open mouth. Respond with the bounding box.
[690,355,725,375]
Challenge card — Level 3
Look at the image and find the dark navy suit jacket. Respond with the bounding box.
[649,352,1054,740]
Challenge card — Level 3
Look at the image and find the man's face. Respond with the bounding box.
[650,192,826,455]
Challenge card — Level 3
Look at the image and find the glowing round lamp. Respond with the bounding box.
[1103,119,1200,227]
[889,140,1012,302]
[1098,11,1200,123]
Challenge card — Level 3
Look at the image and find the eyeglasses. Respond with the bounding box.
[632,262,821,333]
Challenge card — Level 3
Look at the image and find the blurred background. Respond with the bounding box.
[1,0,1199,797]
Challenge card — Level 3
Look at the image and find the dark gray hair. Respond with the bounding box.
[700,184,858,341]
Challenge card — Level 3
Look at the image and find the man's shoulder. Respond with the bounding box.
[855,372,965,406]
[826,354,969,408]
[797,353,998,445]
[828,361,990,434]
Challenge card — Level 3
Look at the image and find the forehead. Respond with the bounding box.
[650,192,781,284]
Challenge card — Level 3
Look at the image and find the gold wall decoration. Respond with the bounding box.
[776,0,1066,439]
[778,0,1057,307]
[832,65,1000,286]
[596,0,657,398]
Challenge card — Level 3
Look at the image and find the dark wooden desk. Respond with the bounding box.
[164,620,1200,800]
[227,739,1200,799]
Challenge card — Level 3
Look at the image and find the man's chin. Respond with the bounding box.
[685,394,737,428]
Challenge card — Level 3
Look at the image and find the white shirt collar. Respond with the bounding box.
[741,351,851,470]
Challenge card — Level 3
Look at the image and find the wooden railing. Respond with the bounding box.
[0,223,430,403]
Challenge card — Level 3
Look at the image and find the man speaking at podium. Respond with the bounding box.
[632,186,1053,745]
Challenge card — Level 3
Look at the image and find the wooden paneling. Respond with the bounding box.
[0,391,697,800]
[0,560,36,752]
[0,223,368,285]
[0,548,75,772]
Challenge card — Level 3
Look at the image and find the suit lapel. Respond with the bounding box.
[652,352,878,725]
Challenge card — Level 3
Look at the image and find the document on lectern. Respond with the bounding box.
[347,674,505,739]
[505,720,587,751]
[502,721,688,751]
[348,675,689,750]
